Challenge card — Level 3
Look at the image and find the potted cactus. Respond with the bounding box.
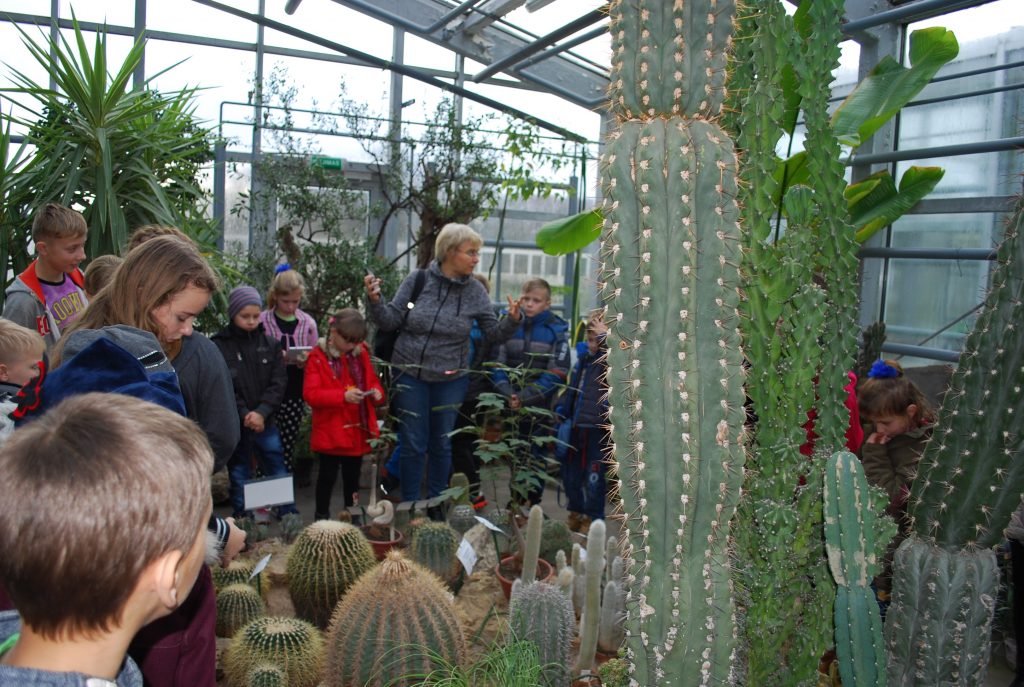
[494,504,554,599]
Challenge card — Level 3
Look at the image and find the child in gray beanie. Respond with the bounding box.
[213,285,298,518]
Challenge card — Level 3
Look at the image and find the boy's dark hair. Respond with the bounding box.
[858,359,934,422]
[329,308,368,343]
[0,393,213,639]
[83,254,124,297]
[31,203,87,243]
[521,278,551,299]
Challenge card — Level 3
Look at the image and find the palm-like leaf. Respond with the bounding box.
[847,166,945,242]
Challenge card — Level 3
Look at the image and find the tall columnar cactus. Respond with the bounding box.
[216,583,267,638]
[599,556,627,654]
[727,0,855,682]
[324,551,467,687]
[224,616,324,687]
[885,199,1024,685]
[509,580,576,687]
[601,2,746,683]
[409,520,462,589]
[286,521,377,629]
[574,519,606,677]
[824,452,889,687]
[520,504,544,584]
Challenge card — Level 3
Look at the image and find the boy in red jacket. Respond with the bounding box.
[304,308,385,520]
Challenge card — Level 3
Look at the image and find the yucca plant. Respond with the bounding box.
[0,15,215,263]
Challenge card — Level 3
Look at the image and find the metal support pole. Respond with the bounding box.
[133,0,147,90]
[213,140,226,249]
[248,0,267,257]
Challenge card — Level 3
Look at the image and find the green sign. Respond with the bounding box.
[311,155,343,170]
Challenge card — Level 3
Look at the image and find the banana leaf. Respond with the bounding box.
[535,209,603,256]
[847,166,945,242]
[832,27,959,147]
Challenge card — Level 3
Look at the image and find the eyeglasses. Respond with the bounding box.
[460,249,480,258]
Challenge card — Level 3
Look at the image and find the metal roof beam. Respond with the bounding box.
[459,0,526,33]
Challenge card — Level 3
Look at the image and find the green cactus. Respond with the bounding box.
[324,551,467,687]
[285,520,377,629]
[856,322,888,383]
[279,512,305,544]
[539,519,573,566]
[824,452,887,687]
[574,519,606,677]
[409,521,462,589]
[224,616,324,687]
[447,472,478,535]
[885,199,1024,685]
[216,583,267,638]
[213,559,267,597]
[601,2,746,682]
[520,504,544,584]
[509,580,575,687]
[248,663,288,687]
[598,554,627,655]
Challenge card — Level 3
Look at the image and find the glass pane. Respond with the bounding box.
[147,0,259,43]
[57,0,134,26]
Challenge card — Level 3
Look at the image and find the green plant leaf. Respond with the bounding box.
[832,27,959,147]
[847,166,945,242]
[534,209,603,256]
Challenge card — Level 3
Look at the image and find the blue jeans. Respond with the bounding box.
[228,425,298,516]
[561,426,608,520]
[393,373,469,501]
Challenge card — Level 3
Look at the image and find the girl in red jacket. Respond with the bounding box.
[303,308,386,520]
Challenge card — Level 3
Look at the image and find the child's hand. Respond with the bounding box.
[506,295,522,321]
[295,351,309,369]
[867,431,892,445]
[221,517,247,566]
[366,388,383,402]
[345,388,364,404]
[244,411,265,433]
[364,274,382,303]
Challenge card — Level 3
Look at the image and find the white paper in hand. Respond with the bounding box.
[249,554,272,580]
[457,536,478,575]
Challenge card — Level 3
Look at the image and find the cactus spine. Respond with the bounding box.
[324,551,467,687]
[885,199,1024,685]
[409,521,462,589]
[224,617,324,687]
[509,580,575,687]
[216,583,267,638]
[286,520,377,629]
[601,2,746,683]
[824,452,886,687]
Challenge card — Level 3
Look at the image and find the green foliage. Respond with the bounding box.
[824,452,888,687]
[224,616,324,687]
[383,639,548,687]
[597,657,630,687]
[0,123,35,308]
[508,581,575,687]
[324,552,466,687]
[0,16,215,273]
[285,520,377,629]
[216,583,267,639]
[534,210,602,256]
[855,322,888,383]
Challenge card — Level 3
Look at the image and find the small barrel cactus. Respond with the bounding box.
[447,472,478,535]
[539,519,573,566]
[286,520,377,629]
[279,512,305,544]
[324,551,467,687]
[824,451,886,687]
[216,583,267,638]
[224,616,324,687]
[213,559,267,598]
[510,580,576,687]
[249,663,288,687]
[409,521,462,589]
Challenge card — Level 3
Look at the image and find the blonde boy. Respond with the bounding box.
[3,204,89,350]
[0,319,45,444]
[0,393,213,686]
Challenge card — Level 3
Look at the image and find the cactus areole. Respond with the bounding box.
[601,1,745,683]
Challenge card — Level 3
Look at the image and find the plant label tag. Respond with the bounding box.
[249,554,272,580]
[474,515,506,535]
[457,536,477,575]
[243,475,294,510]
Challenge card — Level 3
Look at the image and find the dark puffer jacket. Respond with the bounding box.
[491,309,570,408]
[212,322,286,425]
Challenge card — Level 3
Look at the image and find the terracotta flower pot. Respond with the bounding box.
[494,555,554,600]
[360,525,404,561]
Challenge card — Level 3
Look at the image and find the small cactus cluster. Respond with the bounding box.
[279,512,305,544]
[248,663,288,687]
[286,520,376,628]
[408,520,463,590]
[823,452,889,687]
[509,580,575,687]
[324,551,466,687]
[885,198,1024,684]
[600,1,747,683]
[538,519,573,566]
[216,583,267,638]
[213,559,267,597]
[224,616,324,687]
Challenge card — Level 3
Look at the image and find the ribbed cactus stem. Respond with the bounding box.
[224,617,324,687]
[824,452,885,687]
[521,504,544,584]
[575,519,606,676]
[409,521,461,588]
[216,583,267,639]
[572,543,585,615]
[598,579,626,654]
[510,580,576,687]
[249,664,288,687]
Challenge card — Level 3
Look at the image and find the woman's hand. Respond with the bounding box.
[364,274,382,303]
[366,388,383,402]
[345,388,365,404]
[506,295,522,321]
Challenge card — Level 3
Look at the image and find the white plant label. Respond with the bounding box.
[249,554,272,580]
[474,515,506,535]
[457,536,478,575]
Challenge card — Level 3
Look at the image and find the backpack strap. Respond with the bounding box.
[401,269,428,324]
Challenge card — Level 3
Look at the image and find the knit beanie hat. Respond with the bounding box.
[228,285,262,320]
